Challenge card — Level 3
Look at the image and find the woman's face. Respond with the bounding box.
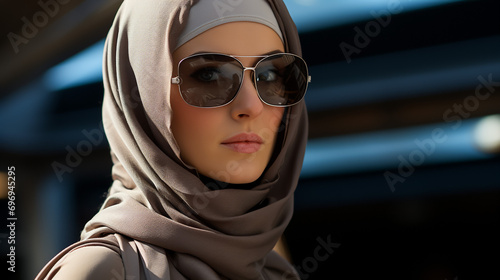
[171,22,285,184]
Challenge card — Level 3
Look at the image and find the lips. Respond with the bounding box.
[221,133,264,154]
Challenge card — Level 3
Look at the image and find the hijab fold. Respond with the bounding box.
[37,0,308,279]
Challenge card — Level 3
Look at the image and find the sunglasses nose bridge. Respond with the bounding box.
[240,66,257,87]
[242,67,256,77]
[233,66,262,105]
[242,67,256,72]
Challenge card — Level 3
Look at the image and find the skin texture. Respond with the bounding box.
[171,22,285,184]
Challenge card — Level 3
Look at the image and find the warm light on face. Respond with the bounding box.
[170,22,285,184]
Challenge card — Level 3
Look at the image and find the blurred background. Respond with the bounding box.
[0,0,499,279]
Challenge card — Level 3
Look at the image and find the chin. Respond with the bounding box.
[226,175,261,185]
[202,167,264,185]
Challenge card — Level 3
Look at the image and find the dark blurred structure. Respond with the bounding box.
[0,1,499,279]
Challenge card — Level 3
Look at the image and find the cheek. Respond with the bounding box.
[171,87,216,131]
[271,107,285,130]
[174,105,217,132]
[262,107,285,141]
[170,88,221,160]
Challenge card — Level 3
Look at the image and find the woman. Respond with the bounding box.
[36,0,309,279]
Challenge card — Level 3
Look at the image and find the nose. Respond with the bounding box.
[230,70,263,120]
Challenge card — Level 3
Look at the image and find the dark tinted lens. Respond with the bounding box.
[178,54,242,107]
[255,54,308,106]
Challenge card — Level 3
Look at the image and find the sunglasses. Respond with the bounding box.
[171,53,311,108]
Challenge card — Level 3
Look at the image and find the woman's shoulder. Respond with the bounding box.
[36,235,125,280]
[50,245,124,280]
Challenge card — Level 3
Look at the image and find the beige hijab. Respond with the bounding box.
[37,0,308,279]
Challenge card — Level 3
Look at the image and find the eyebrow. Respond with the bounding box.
[190,49,284,57]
